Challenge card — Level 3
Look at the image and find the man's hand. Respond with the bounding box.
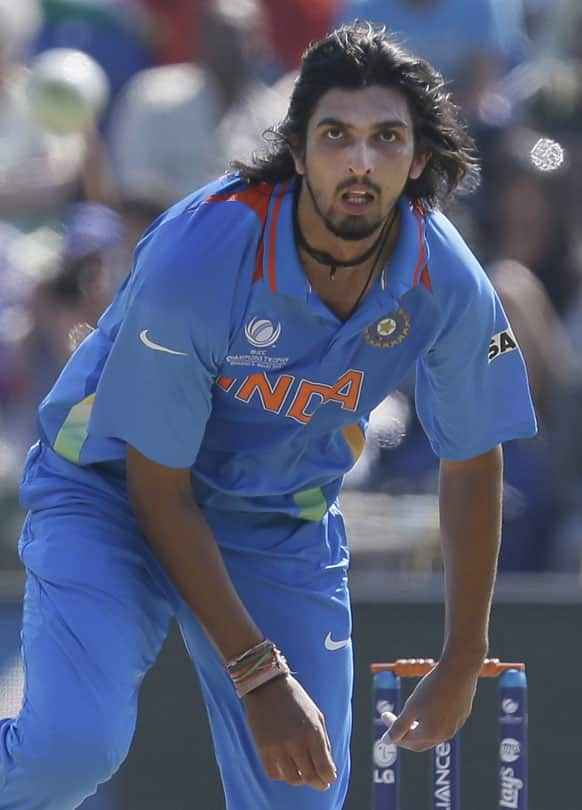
[380,657,481,752]
[379,446,503,752]
[243,674,338,791]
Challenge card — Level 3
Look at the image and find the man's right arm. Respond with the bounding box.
[126,444,337,792]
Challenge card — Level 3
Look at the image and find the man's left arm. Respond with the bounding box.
[386,234,536,749]
[440,444,502,668]
[384,444,503,751]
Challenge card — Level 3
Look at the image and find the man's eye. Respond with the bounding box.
[378,131,397,143]
[325,128,343,140]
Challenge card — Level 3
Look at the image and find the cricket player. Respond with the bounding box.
[0,22,536,810]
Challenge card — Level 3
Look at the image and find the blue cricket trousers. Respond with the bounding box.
[0,444,353,809]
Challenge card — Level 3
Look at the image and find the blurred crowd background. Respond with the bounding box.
[1,0,581,576]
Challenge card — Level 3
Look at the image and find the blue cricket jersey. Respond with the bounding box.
[35,174,536,525]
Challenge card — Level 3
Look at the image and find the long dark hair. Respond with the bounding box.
[232,21,479,210]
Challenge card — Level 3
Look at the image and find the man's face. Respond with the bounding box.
[293,85,429,241]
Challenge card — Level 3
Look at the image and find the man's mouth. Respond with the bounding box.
[341,190,374,205]
[339,187,376,212]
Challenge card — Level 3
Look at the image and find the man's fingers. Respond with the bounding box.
[269,752,304,786]
[380,710,397,734]
[286,747,325,790]
[381,710,420,745]
[308,733,338,787]
[381,710,414,743]
[320,715,333,756]
[390,722,436,752]
[382,712,457,753]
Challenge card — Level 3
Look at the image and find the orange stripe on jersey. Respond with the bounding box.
[411,206,427,288]
[420,265,432,292]
[200,183,274,218]
[190,182,275,284]
[252,237,265,283]
[267,180,291,293]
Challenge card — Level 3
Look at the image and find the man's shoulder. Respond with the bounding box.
[159,173,278,234]
[423,208,488,298]
[184,173,279,223]
[131,175,279,294]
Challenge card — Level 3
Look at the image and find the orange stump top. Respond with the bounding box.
[370,658,525,678]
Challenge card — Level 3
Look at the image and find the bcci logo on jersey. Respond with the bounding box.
[245,317,282,348]
[364,308,410,349]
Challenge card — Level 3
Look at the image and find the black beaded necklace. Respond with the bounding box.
[293,193,399,318]
[293,205,392,281]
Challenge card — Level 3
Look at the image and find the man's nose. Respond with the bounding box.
[347,139,374,175]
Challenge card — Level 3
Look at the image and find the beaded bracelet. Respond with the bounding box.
[225,639,290,698]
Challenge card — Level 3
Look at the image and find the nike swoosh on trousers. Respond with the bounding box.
[324,632,351,651]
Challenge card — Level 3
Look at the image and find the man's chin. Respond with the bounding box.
[326,217,383,241]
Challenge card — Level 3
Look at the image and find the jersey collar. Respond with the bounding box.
[262,177,430,308]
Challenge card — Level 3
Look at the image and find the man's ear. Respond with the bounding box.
[409,152,431,181]
[288,136,305,176]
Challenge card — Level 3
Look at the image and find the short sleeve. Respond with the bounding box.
[415,271,537,461]
[89,216,229,468]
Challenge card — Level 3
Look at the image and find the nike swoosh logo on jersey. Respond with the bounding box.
[139,330,188,356]
[324,632,351,651]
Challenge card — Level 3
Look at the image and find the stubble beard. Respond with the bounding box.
[304,172,385,242]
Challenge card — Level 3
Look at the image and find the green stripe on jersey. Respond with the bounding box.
[53,393,96,464]
[294,487,327,522]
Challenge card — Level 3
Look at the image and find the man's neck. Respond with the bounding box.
[295,180,385,265]
[294,181,402,314]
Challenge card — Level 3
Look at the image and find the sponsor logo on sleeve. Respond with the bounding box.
[488,328,517,363]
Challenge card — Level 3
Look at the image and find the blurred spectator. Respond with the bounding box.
[0,0,41,61]
[0,224,39,431]
[260,0,339,73]
[139,0,339,77]
[217,66,295,177]
[334,0,527,77]
[343,254,575,572]
[488,260,573,420]
[0,0,87,230]
[33,0,155,110]
[334,0,528,117]
[140,0,206,65]
[487,259,574,571]
[545,286,582,571]
[24,202,123,413]
[1,0,581,578]
[108,0,285,211]
[483,138,580,315]
[524,0,582,61]
[1,203,124,463]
